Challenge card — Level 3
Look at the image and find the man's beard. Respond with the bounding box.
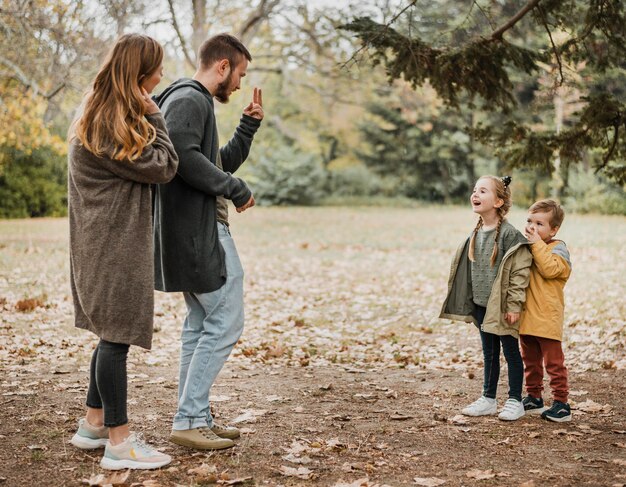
[214,72,233,103]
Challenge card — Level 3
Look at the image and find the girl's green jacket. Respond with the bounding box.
[440,226,532,339]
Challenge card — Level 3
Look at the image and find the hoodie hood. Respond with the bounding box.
[153,78,212,107]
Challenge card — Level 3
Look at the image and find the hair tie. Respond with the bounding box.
[501,176,512,188]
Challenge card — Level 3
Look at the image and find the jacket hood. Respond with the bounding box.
[153,78,212,107]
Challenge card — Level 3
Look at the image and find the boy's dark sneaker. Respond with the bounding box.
[522,395,546,414]
[541,401,572,422]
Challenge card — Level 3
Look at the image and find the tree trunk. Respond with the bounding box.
[191,0,207,57]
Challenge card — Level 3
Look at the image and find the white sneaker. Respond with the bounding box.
[100,433,171,470]
[70,418,109,449]
[498,398,525,421]
[462,396,497,416]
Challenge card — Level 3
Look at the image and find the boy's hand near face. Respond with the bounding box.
[525,226,542,244]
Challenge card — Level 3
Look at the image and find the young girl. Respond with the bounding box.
[440,176,531,421]
[68,34,178,469]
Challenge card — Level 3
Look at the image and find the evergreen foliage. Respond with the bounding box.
[357,102,474,202]
[342,0,626,183]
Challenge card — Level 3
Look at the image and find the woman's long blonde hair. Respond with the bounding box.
[468,175,512,267]
[70,34,163,162]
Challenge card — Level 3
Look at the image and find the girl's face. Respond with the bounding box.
[140,64,164,94]
[470,178,503,216]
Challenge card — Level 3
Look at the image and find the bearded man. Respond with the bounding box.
[153,33,263,450]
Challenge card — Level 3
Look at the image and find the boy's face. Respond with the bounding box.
[525,211,558,243]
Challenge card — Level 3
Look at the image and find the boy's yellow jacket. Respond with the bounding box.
[519,239,571,341]
[440,226,532,339]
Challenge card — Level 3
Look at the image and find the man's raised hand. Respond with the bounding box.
[243,87,264,120]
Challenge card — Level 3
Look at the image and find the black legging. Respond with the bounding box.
[473,305,523,401]
[86,339,130,427]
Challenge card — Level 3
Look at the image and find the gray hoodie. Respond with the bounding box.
[153,78,261,293]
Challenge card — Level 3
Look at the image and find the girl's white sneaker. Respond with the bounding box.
[498,398,525,421]
[462,396,497,416]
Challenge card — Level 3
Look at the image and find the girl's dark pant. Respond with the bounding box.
[473,305,523,401]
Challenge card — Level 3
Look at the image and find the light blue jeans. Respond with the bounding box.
[172,223,245,431]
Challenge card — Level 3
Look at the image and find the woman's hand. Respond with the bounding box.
[142,87,160,115]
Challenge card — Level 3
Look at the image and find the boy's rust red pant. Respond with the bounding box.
[520,334,569,403]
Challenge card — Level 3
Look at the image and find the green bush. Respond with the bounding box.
[564,169,626,216]
[245,146,326,205]
[0,146,67,218]
[327,164,383,197]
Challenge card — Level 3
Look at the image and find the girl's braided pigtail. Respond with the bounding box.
[490,216,503,267]
[468,217,483,262]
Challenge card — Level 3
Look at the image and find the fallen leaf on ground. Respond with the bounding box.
[82,471,129,486]
[219,477,253,485]
[333,478,388,487]
[211,395,231,402]
[466,469,495,480]
[413,477,446,486]
[278,466,313,479]
[283,440,310,455]
[231,409,267,424]
[448,415,469,425]
[188,464,217,476]
[390,413,413,420]
[282,453,313,464]
[574,400,612,413]
[141,481,165,487]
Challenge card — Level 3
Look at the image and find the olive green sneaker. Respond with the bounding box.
[70,418,109,449]
[211,422,240,440]
[169,427,234,450]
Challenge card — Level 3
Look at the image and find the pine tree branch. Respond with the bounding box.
[166,0,196,70]
[595,121,620,174]
[473,1,497,31]
[342,0,417,68]
[537,4,564,86]
[491,0,542,40]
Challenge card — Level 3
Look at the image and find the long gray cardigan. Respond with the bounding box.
[68,113,179,349]
[153,79,260,293]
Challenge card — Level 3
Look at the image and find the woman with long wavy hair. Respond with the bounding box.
[67,34,178,470]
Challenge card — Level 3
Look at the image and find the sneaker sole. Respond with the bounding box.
[100,457,171,470]
[70,434,108,449]
[543,414,572,423]
[461,408,497,417]
[498,412,525,421]
[213,430,240,440]
[524,407,547,415]
[169,435,234,450]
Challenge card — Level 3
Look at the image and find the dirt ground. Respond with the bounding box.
[1,210,625,486]
[0,361,625,486]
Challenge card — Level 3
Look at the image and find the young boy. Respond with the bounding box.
[519,199,572,422]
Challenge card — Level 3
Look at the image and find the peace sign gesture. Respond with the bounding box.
[243,87,264,120]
